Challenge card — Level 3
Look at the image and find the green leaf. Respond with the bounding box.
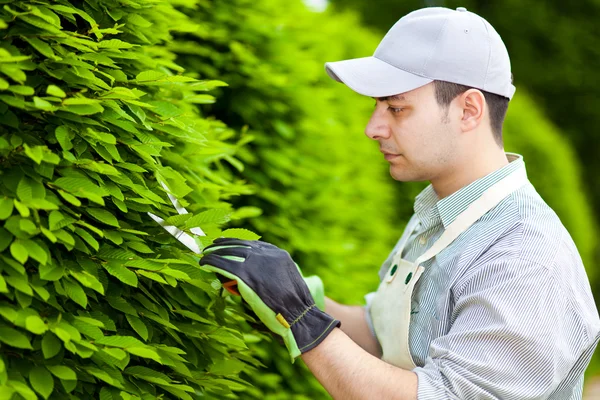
[107,297,137,315]
[29,366,54,399]
[23,144,44,164]
[42,333,61,359]
[103,261,138,287]
[63,279,87,308]
[85,367,124,389]
[22,239,48,265]
[137,270,167,284]
[22,37,56,59]
[185,209,231,229]
[96,335,143,348]
[10,239,28,264]
[0,198,14,220]
[87,208,119,227]
[220,228,261,241]
[62,102,104,115]
[46,85,66,98]
[55,126,73,150]
[8,86,34,96]
[125,346,162,363]
[209,358,246,375]
[125,314,148,341]
[0,325,33,349]
[70,271,104,294]
[25,315,47,335]
[7,380,37,400]
[135,70,165,82]
[208,329,247,349]
[47,365,77,381]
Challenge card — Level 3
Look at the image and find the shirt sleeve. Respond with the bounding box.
[413,257,600,400]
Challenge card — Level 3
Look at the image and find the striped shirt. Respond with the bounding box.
[365,154,600,399]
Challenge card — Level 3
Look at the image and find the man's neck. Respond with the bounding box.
[431,150,509,199]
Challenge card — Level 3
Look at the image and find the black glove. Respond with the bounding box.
[199,238,340,360]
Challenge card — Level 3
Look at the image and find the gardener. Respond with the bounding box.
[200,6,600,399]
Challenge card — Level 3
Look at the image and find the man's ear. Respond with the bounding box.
[457,89,486,132]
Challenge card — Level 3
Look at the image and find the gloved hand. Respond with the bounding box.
[200,238,340,361]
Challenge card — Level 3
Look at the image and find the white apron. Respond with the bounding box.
[369,162,528,369]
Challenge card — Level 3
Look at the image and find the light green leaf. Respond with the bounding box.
[135,70,165,82]
[29,366,54,399]
[46,85,66,98]
[137,270,167,284]
[47,365,76,381]
[185,209,231,229]
[70,271,104,294]
[96,335,143,348]
[0,325,32,349]
[22,239,48,265]
[220,228,261,241]
[0,198,14,220]
[10,239,28,264]
[23,144,44,164]
[8,86,34,96]
[25,315,47,335]
[7,380,37,400]
[125,347,162,363]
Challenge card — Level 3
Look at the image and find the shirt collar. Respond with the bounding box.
[413,153,526,230]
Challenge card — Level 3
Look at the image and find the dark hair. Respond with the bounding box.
[433,80,510,146]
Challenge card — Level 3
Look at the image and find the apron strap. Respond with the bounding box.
[414,167,529,267]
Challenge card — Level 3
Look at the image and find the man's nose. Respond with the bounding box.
[365,107,389,140]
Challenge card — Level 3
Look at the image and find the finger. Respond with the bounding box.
[210,238,252,247]
[199,253,244,276]
[203,238,253,253]
[204,246,250,259]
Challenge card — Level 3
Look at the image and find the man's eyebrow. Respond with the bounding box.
[373,95,407,102]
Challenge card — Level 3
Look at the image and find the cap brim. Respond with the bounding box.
[325,56,433,98]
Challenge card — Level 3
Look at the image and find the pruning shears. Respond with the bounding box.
[147,181,241,296]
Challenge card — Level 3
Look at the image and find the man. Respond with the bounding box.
[200,7,600,399]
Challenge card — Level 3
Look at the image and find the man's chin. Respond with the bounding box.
[389,166,426,183]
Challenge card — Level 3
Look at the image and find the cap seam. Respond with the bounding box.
[421,14,451,74]
[481,17,492,91]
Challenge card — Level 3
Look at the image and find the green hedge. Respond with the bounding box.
[0,0,268,398]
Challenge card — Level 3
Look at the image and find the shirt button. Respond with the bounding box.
[419,236,427,245]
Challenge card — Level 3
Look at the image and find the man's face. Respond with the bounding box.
[365,82,459,182]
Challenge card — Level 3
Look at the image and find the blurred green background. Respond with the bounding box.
[180,0,600,396]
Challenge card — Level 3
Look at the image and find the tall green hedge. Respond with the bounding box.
[0,1,268,399]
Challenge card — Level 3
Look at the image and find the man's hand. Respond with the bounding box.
[199,238,340,361]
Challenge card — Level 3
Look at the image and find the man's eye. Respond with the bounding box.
[388,107,404,114]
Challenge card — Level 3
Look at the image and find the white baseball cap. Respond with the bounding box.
[324,7,516,100]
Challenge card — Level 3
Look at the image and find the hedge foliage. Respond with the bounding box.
[0,0,268,399]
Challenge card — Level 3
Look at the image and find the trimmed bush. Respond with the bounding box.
[0,0,265,398]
